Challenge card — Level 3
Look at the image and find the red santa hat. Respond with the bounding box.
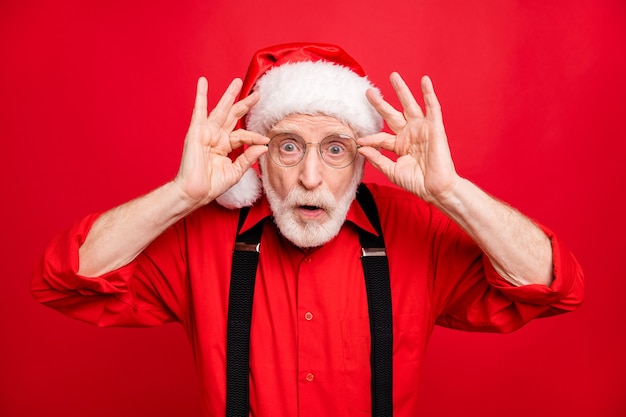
[216,42,383,209]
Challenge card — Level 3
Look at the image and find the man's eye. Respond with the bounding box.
[325,141,347,155]
[280,142,299,153]
[328,144,344,155]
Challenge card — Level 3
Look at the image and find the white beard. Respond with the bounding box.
[260,157,364,248]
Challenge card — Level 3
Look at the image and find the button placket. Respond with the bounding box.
[297,251,323,412]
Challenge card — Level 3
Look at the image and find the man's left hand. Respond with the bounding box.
[357,73,460,206]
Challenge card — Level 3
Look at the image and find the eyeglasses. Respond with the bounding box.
[266,133,360,169]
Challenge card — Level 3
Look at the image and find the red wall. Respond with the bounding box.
[2,0,624,415]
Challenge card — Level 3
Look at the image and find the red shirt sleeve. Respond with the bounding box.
[30,213,185,327]
[481,224,585,316]
[431,215,584,333]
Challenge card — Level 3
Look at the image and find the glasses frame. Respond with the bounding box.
[265,133,361,169]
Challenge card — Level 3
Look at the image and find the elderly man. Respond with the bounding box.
[32,43,584,417]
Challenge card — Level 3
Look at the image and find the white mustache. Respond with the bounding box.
[283,187,337,212]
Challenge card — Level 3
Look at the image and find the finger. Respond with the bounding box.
[191,77,209,122]
[229,129,270,149]
[357,132,397,152]
[421,75,443,122]
[357,146,397,180]
[232,91,260,118]
[223,91,260,132]
[208,78,244,126]
[390,72,425,119]
[366,89,406,133]
[232,144,269,173]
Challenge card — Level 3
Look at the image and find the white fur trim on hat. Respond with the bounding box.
[215,168,262,209]
[245,61,383,137]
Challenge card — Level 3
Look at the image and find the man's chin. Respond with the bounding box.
[285,226,340,249]
[275,213,341,249]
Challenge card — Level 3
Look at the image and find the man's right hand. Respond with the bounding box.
[77,78,268,277]
[174,77,269,210]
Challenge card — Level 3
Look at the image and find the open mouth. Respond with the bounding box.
[297,205,325,219]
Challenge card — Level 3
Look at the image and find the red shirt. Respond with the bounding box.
[31,184,584,416]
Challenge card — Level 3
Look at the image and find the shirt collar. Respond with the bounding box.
[239,192,379,237]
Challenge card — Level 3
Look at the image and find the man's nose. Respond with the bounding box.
[298,146,324,190]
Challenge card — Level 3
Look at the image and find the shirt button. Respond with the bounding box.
[305,373,315,382]
[304,312,313,321]
[304,257,312,264]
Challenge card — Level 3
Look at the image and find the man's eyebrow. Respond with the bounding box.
[267,123,304,136]
[268,126,355,138]
[269,130,302,136]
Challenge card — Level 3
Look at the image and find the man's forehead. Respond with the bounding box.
[269,114,355,136]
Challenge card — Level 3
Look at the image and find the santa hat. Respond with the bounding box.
[216,42,383,209]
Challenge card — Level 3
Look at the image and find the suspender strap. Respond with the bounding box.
[226,207,264,417]
[356,183,393,417]
[226,184,393,416]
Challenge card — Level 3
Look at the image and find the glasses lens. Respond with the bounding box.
[268,133,358,168]
[269,134,305,167]
[320,135,358,168]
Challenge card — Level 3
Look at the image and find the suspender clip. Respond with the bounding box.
[361,247,386,257]
[235,242,260,253]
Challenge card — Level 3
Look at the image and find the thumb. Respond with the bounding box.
[232,144,269,175]
[358,147,396,180]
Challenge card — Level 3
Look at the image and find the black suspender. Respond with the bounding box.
[356,184,394,417]
[226,184,393,416]
[226,207,264,417]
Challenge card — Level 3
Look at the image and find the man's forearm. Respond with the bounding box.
[433,178,554,287]
[77,181,198,277]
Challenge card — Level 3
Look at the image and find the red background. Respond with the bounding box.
[1,0,625,416]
